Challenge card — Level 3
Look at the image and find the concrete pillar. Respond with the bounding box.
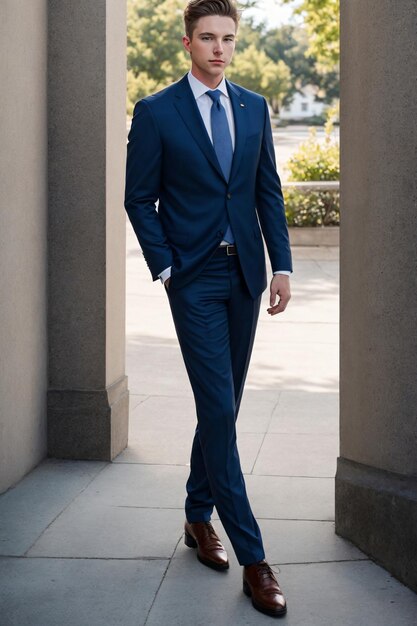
[47,0,128,459]
[0,0,48,493]
[337,1,417,591]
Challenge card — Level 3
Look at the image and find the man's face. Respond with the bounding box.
[182,15,237,85]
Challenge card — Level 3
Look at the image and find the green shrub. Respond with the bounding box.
[283,106,340,226]
[284,188,339,226]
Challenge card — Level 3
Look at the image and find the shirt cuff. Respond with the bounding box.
[158,266,172,284]
[273,270,292,276]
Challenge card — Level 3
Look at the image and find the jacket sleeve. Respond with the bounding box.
[255,97,293,273]
[124,99,173,280]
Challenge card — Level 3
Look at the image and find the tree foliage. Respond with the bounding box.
[262,25,337,103]
[281,0,340,70]
[228,44,291,111]
[127,0,189,114]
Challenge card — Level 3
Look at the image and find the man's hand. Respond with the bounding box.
[267,274,291,316]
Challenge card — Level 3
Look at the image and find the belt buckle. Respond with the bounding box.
[226,244,236,256]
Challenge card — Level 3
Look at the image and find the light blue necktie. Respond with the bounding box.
[206,89,234,244]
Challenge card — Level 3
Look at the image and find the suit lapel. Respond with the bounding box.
[226,80,247,184]
[173,75,225,181]
[172,74,248,184]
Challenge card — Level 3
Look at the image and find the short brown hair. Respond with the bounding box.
[184,0,240,39]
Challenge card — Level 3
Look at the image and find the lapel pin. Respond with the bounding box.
[240,103,245,108]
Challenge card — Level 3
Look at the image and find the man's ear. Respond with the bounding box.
[182,35,191,53]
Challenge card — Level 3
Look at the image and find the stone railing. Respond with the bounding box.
[282,181,339,192]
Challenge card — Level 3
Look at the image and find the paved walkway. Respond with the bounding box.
[1,226,416,625]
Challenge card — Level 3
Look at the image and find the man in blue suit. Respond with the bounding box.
[125,0,292,617]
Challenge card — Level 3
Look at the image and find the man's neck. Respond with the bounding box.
[190,68,224,90]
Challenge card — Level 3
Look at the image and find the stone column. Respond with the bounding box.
[337,1,417,591]
[47,0,128,459]
[0,0,48,493]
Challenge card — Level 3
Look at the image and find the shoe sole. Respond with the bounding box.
[243,579,287,617]
[184,531,229,571]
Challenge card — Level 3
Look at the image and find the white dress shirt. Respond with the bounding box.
[188,70,236,151]
[158,71,291,283]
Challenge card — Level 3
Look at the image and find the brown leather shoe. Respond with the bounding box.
[243,560,287,617]
[184,521,229,571]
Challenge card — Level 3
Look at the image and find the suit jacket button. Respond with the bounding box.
[227,193,232,199]
[216,230,223,238]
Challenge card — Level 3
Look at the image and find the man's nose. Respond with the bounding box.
[213,40,224,54]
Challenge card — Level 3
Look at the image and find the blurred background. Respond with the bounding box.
[127,0,340,228]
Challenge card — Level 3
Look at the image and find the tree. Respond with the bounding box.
[127,0,189,114]
[227,44,291,112]
[234,15,265,51]
[280,0,339,71]
[263,24,338,104]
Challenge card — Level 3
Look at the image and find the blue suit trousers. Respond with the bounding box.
[166,250,265,566]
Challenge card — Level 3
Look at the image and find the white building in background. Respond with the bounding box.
[279,84,327,120]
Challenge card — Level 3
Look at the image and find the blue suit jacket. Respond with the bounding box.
[125,73,292,299]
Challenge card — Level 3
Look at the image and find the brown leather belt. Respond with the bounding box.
[216,244,237,256]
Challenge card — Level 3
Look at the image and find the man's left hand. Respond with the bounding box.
[267,274,291,316]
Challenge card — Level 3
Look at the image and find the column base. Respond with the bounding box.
[47,375,129,461]
[335,457,417,593]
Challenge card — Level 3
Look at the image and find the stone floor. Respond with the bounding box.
[1,226,416,625]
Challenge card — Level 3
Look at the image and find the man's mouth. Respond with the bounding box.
[209,60,224,64]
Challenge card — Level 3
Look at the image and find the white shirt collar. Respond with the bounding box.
[187,70,229,100]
